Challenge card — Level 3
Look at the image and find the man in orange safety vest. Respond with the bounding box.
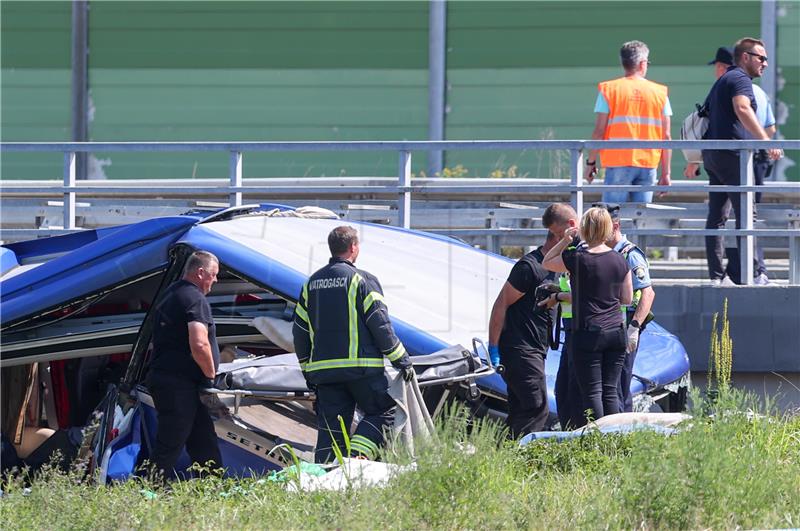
[584,40,672,204]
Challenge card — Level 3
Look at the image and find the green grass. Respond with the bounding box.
[2,390,799,530]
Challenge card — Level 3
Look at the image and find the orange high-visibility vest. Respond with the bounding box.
[598,77,668,168]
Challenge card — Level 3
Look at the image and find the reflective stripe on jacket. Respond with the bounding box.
[558,273,572,319]
[599,77,668,168]
[292,257,410,385]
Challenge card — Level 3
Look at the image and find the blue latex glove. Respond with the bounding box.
[488,344,501,367]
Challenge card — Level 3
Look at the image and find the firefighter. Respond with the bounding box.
[292,226,413,463]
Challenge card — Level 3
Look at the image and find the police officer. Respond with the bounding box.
[595,203,655,413]
[147,250,222,480]
[539,271,584,429]
[293,226,413,463]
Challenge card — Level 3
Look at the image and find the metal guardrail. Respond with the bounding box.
[2,139,800,284]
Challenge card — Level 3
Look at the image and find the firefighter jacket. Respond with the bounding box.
[292,257,411,385]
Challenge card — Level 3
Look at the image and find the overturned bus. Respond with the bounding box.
[0,205,690,479]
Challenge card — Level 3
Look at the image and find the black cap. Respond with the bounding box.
[708,46,734,66]
[591,202,621,220]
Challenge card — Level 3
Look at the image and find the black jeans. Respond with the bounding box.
[147,371,222,480]
[314,373,396,464]
[571,326,626,425]
[555,321,583,430]
[703,150,764,280]
[499,345,549,438]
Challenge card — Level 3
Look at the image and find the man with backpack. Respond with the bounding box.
[700,38,783,287]
[683,45,778,285]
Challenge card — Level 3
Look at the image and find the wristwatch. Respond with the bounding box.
[630,319,641,329]
[586,160,596,166]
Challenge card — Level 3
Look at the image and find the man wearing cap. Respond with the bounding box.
[594,203,655,413]
[700,38,782,287]
[585,40,672,204]
[685,45,777,285]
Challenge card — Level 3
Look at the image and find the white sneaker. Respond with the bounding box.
[711,276,736,287]
[753,273,770,285]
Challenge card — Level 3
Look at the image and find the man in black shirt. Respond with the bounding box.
[702,37,783,285]
[147,250,222,480]
[539,203,582,429]
[488,232,556,438]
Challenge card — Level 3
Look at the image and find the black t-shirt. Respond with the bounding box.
[704,65,756,143]
[498,248,553,352]
[149,279,220,384]
[562,245,629,331]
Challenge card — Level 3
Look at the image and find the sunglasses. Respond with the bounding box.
[745,51,768,63]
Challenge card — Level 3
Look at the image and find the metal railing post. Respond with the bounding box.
[398,150,412,229]
[63,151,76,229]
[790,234,800,285]
[570,148,584,216]
[427,0,446,177]
[71,1,88,181]
[739,149,755,285]
[229,151,242,207]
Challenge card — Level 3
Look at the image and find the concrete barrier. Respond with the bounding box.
[653,284,800,410]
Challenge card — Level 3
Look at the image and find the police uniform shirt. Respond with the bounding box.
[150,279,220,384]
[751,84,776,129]
[498,248,551,353]
[614,237,652,292]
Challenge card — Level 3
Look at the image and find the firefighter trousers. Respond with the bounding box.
[314,372,396,463]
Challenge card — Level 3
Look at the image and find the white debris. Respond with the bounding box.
[286,458,415,492]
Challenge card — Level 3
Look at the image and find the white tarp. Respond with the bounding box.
[286,458,416,492]
[251,315,294,352]
[589,412,690,429]
[387,370,435,456]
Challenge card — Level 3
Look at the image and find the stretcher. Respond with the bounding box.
[98,344,495,481]
[210,343,492,412]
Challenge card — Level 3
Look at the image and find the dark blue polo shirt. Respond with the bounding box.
[704,65,756,142]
